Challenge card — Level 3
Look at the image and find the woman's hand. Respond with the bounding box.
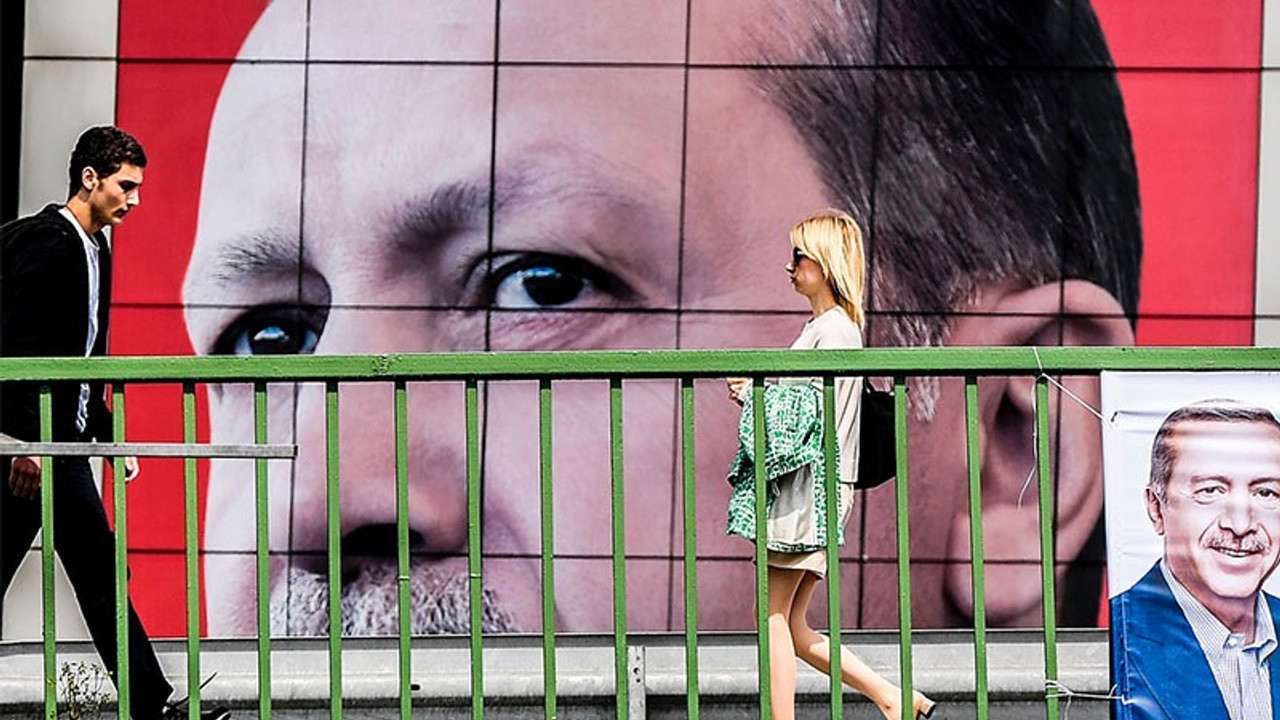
[727,377,752,405]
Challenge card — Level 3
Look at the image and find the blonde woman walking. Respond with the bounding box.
[726,210,936,720]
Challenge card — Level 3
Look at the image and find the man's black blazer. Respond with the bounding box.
[0,204,113,443]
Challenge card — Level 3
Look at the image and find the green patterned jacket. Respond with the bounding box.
[725,383,845,552]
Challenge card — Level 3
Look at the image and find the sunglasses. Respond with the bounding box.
[791,247,811,268]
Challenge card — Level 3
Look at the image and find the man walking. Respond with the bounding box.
[0,126,229,720]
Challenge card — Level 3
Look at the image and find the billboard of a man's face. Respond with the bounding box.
[183,0,836,635]
[174,0,1147,636]
[4,0,1252,642]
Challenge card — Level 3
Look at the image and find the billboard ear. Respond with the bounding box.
[943,280,1134,626]
[1145,487,1166,535]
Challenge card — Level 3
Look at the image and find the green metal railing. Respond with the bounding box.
[4,346,1278,720]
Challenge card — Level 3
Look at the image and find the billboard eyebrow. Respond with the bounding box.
[209,230,301,286]
[388,159,634,251]
[393,180,491,244]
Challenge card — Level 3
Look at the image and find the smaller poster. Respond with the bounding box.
[1103,372,1280,720]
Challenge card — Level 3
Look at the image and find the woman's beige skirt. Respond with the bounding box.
[767,548,833,577]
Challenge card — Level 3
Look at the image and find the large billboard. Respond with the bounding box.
[11,0,1274,639]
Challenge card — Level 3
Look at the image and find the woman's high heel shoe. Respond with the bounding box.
[913,691,937,719]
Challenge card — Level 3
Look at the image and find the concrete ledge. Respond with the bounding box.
[0,629,1111,718]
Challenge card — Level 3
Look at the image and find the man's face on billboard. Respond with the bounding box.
[1149,419,1280,621]
[183,0,1118,636]
[184,0,838,636]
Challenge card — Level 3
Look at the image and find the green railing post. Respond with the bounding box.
[39,385,56,720]
[965,377,989,719]
[394,381,412,720]
[751,374,770,720]
[681,378,700,719]
[610,377,630,719]
[539,379,558,719]
[326,382,343,720]
[254,382,272,718]
[112,384,130,720]
[894,377,915,720]
[822,375,842,717]
[1037,378,1060,720]
[465,379,484,720]
[183,384,202,720]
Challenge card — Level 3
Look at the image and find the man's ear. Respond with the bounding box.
[944,279,1134,626]
[79,166,98,195]
[1145,487,1165,535]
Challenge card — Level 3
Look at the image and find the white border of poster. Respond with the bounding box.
[1102,370,1280,598]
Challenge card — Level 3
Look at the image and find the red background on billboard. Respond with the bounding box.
[112,0,269,636]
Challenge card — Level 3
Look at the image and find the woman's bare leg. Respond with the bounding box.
[767,566,807,720]
[788,572,935,720]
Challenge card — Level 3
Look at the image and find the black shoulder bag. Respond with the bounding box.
[856,382,897,489]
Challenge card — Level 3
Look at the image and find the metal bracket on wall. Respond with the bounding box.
[0,433,296,459]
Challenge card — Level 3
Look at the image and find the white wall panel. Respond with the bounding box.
[1257,0,1280,344]
[24,0,118,58]
[18,59,115,216]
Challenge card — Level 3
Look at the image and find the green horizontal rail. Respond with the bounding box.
[0,346,1275,383]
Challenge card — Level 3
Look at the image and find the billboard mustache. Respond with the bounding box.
[270,559,517,636]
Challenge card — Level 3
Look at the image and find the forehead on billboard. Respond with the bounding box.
[196,0,1138,345]
[186,0,844,345]
[238,0,815,62]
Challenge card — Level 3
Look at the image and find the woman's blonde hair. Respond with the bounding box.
[790,209,867,328]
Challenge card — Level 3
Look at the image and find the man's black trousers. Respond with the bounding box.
[0,456,174,719]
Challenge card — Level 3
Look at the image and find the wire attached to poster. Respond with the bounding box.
[1045,680,1122,720]
[1017,347,1116,507]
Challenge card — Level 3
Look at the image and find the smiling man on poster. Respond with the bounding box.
[1112,400,1280,720]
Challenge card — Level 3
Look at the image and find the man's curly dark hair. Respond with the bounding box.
[66,126,147,199]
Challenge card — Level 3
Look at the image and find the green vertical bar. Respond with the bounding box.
[1037,378,1060,720]
[610,377,629,719]
[965,378,990,719]
[539,379,558,719]
[751,375,770,720]
[822,376,842,718]
[113,384,130,720]
[893,377,914,720]
[326,382,343,720]
[183,384,202,720]
[39,386,56,720]
[465,379,484,720]
[681,378,700,720]
[254,382,272,718]
[395,381,412,720]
